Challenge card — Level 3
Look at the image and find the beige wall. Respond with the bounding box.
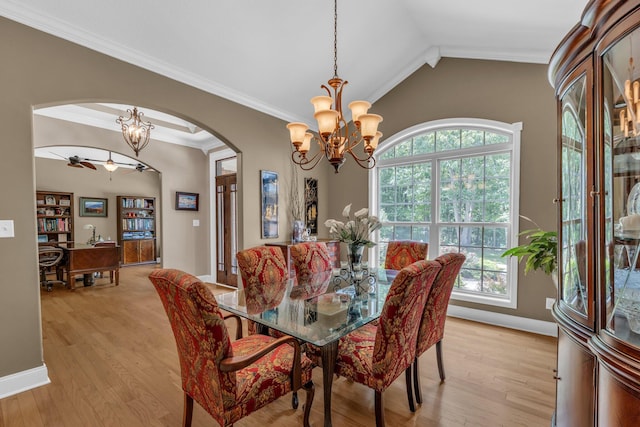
[327,58,558,321]
[0,17,330,379]
[0,16,556,383]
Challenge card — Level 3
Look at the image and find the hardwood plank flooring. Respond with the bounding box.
[0,265,557,426]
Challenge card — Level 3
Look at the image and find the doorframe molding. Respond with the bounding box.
[209,148,236,277]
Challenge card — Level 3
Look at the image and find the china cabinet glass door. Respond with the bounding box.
[560,70,590,319]
[603,27,640,345]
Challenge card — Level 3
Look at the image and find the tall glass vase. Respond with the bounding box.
[292,220,305,242]
[347,243,365,270]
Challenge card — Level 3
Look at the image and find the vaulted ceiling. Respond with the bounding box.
[2,0,588,130]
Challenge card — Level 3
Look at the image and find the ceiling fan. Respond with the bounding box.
[50,152,97,169]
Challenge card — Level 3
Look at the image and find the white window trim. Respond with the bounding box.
[369,118,522,309]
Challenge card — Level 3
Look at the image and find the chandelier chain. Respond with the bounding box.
[333,0,338,78]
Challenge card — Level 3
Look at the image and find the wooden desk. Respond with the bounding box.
[62,244,120,290]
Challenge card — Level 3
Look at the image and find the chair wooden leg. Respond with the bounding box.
[292,391,298,409]
[302,381,315,427]
[413,356,422,405]
[405,366,416,412]
[436,340,445,381]
[375,390,385,427]
[183,393,193,427]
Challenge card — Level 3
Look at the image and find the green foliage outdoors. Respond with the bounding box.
[501,228,558,275]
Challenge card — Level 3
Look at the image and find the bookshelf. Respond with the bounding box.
[36,190,73,246]
[117,196,156,265]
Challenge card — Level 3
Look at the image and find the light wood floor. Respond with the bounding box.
[1,265,557,427]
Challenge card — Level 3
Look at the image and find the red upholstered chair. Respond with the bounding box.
[408,252,466,410]
[384,240,429,271]
[290,242,333,279]
[236,246,290,335]
[334,260,442,427]
[149,269,314,427]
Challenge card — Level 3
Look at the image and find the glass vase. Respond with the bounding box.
[347,243,365,271]
[292,220,305,242]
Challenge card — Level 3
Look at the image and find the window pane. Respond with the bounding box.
[413,133,435,154]
[396,140,412,158]
[436,129,461,151]
[461,130,484,148]
[380,147,395,160]
[411,226,429,242]
[485,132,509,145]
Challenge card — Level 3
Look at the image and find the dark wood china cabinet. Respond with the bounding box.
[550,1,640,425]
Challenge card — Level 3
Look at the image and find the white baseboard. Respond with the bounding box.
[0,364,50,399]
[447,305,558,337]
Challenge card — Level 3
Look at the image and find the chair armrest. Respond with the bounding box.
[220,335,302,390]
[223,313,243,339]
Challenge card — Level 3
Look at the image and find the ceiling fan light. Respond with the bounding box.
[104,159,118,172]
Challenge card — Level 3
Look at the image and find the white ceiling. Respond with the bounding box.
[1,0,588,131]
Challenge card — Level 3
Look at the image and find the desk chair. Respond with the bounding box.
[39,246,65,291]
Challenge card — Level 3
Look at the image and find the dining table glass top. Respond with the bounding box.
[214,268,399,347]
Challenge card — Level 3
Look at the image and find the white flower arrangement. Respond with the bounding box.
[324,204,382,247]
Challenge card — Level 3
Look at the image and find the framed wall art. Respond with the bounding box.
[175,191,199,211]
[260,170,279,238]
[304,177,318,234]
[79,197,108,217]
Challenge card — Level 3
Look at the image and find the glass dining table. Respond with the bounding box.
[213,268,398,427]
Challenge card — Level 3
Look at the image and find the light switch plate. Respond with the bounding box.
[193,219,200,227]
[0,220,15,238]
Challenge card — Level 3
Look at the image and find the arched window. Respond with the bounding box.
[369,118,522,307]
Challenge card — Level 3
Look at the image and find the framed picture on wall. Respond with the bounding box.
[260,170,279,238]
[79,197,108,217]
[304,177,318,234]
[175,191,199,211]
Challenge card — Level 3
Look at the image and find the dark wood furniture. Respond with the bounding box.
[62,244,120,290]
[36,190,73,246]
[117,196,156,265]
[266,239,340,278]
[549,1,640,425]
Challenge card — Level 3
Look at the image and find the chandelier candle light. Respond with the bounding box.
[116,107,154,157]
[287,0,383,173]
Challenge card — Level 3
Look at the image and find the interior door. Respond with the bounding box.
[216,174,238,286]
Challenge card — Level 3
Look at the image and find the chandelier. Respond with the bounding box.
[286,0,383,173]
[116,107,154,157]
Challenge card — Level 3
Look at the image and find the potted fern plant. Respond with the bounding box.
[502,216,558,284]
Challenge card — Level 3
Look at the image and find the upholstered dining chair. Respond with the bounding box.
[149,268,314,427]
[334,259,442,427]
[290,242,333,279]
[407,252,466,411]
[384,240,429,270]
[236,246,290,335]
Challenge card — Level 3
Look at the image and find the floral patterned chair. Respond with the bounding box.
[290,242,333,279]
[333,260,442,426]
[236,246,289,335]
[149,268,314,427]
[384,240,429,271]
[407,252,466,411]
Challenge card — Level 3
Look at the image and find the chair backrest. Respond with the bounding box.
[38,246,64,268]
[416,252,466,356]
[373,259,441,388]
[237,245,289,300]
[290,242,332,279]
[384,240,429,270]
[148,268,233,426]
